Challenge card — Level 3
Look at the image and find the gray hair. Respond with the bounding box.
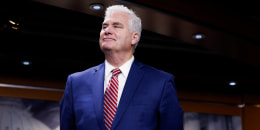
[105,5,142,46]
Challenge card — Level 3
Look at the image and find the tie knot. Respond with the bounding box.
[112,68,121,76]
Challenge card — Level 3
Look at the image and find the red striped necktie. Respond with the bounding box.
[104,68,121,130]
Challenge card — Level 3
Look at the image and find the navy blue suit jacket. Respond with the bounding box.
[60,60,183,130]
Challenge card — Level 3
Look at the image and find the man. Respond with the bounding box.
[60,5,183,130]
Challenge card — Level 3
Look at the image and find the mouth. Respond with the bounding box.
[103,36,115,41]
[103,38,114,41]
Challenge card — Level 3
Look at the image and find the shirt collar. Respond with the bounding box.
[105,56,135,78]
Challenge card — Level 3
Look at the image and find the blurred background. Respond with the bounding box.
[0,0,260,129]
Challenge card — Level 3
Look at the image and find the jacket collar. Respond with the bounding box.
[92,60,145,130]
[92,63,106,130]
[111,60,145,129]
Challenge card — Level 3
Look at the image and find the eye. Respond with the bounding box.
[114,25,120,28]
[102,24,108,29]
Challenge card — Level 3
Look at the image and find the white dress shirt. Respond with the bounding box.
[104,56,134,106]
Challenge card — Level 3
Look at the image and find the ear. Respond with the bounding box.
[131,32,139,46]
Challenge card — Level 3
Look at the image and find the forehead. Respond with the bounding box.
[103,12,130,24]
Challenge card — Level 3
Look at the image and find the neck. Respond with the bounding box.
[104,51,133,68]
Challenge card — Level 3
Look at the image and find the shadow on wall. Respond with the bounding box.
[0,97,60,130]
[0,96,241,130]
[184,112,241,130]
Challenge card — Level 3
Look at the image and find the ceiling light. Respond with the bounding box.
[237,104,245,108]
[9,20,19,25]
[228,81,236,86]
[11,26,19,30]
[22,61,31,66]
[254,104,260,108]
[192,33,205,40]
[89,3,103,11]
[9,20,16,25]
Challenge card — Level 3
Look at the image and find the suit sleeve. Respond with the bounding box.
[60,75,76,130]
[159,75,183,130]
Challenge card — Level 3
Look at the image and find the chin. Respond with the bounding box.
[101,44,113,52]
[102,41,114,47]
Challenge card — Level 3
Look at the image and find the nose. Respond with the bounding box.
[104,26,112,35]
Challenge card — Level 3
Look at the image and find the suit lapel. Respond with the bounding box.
[112,60,144,128]
[91,63,106,130]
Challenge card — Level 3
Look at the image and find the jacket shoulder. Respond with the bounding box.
[69,63,104,78]
[141,62,174,79]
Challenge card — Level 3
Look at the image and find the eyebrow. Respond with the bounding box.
[113,22,123,26]
[102,22,124,26]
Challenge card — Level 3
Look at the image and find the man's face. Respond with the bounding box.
[99,12,136,53]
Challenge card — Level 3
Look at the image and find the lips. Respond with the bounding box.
[103,36,115,41]
[103,38,114,41]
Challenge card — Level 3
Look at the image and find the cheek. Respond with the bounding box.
[99,31,105,43]
[99,31,104,38]
[99,32,104,48]
[118,36,132,49]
